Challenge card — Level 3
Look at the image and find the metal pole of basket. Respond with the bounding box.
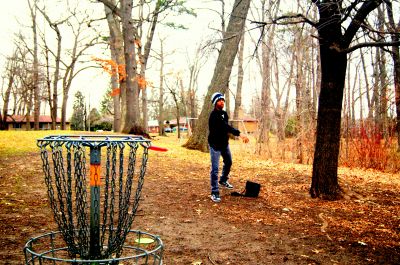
[89,146,101,259]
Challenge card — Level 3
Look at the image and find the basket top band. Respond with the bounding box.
[37,135,151,148]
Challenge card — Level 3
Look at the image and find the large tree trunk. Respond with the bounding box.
[28,0,40,130]
[310,45,347,200]
[310,0,382,200]
[121,0,141,134]
[233,33,244,127]
[1,73,13,130]
[386,1,400,151]
[183,0,251,151]
[104,3,122,132]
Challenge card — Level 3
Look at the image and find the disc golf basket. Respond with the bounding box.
[24,135,164,264]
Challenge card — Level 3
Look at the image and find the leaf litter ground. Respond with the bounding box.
[0,134,399,264]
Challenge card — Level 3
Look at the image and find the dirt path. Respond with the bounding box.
[0,144,399,264]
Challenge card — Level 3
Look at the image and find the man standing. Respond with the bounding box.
[208,92,249,203]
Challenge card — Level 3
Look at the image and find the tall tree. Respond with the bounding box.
[104,1,123,132]
[233,32,245,129]
[385,0,400,151]
[256,0,280,157]
[27,0,40,130]
[37,5,64,130]
[270,0,399,199]
[184,0,251,151]
[70,91,86,131]
[310,1,385,199]
[1,50,19,130]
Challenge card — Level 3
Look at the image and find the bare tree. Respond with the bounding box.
[27,0,40,130]
[1,50,19,130]
[385,0,400,151]
[104,0,123,132]
[254,0,281,156]
[165,75,182,139]
[152,36,168,136]
[184,0,251,151]
[233,32,244,129]
[38,6,64,130]
[267,0,400,199]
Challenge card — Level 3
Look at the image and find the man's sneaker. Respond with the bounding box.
[210,193,221,203]
[219,180,234,189]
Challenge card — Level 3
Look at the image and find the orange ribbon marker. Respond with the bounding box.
[90,164,101,186]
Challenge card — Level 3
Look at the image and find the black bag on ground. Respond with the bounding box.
[244,181,261,197]
[231,181,261,198]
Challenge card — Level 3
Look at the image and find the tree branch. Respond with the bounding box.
[250,13,317,28]
[97,0,121,17]
[343,0,383,47]
[343,40,400,53]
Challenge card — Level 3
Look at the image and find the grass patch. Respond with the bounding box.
[0,131,75,157]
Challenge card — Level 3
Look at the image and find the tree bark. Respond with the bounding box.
[158,39,165,136]
[310,44,347,200]
[121,0,141,134]
[104,3,122,132]
[310,0,382,200]
[233,32,244,128]
[183,0,251,151]
[139,2,160,133]
[1,66,14,130]
[28,0,40,130]
[386,1,400,151]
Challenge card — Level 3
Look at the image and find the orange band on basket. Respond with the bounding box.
[90,165,101,186]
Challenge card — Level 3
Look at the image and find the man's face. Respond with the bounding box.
[215,99,225,110]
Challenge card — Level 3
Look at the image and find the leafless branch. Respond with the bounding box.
[343,40,400,53]
[96,0,121,17]
[250,13,317,28]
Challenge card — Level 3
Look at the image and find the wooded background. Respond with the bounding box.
[1,1,399,199]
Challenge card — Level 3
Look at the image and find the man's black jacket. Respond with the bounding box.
[208,109,240,151]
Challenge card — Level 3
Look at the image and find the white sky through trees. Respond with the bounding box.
[0,0,226,119]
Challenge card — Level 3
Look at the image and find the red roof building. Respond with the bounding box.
[4,115,69,130]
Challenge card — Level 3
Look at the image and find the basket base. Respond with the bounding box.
[24,230,163,264]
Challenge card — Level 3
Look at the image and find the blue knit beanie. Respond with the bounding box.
[211,92,225,106]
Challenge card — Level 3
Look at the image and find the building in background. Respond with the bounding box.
[5,115,70,130]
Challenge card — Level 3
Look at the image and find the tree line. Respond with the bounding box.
[1,0,399,200]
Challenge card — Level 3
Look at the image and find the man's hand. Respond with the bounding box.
[240,135,249,143]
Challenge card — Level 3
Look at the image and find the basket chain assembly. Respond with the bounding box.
[36,136,150,261]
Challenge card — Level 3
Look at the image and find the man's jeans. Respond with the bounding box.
[209,145,232,194]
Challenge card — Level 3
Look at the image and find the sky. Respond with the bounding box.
[0,0,227,119]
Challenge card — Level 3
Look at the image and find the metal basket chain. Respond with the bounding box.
[100,143,112,249]
[65,144,75,251]
[73,143,89,257]
[51,143,78,257]
[113,142,139,254]
[121,143,139,229]
[116,143,149,257]
[105,143,119,255]
[40,146,60,231]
